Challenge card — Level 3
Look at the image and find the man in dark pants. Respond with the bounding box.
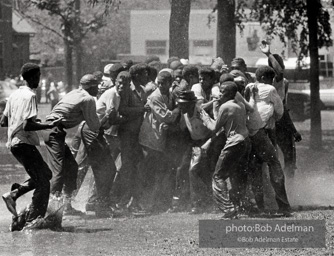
[260,41,302,178]
[78,121,117,217]
[201,82,251,219]
[1,63,61,230]
[245,66,291,216]
[43,74,100,215]
[117,63,150,214]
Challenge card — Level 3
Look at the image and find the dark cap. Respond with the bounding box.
[176,90,197,103]
[80,74,99,89]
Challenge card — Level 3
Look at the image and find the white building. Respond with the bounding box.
[129,9,287,66]
[126,9,334,78]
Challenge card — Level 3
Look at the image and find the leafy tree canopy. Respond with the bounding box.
[237,0,332,59]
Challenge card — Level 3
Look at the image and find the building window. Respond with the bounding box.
[0,41,3,72]
[193,40,214,57]
[146,40,167,55]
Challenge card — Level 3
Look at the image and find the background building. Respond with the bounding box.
[0,0,35,79]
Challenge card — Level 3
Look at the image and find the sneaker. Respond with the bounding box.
[2,192,17,217]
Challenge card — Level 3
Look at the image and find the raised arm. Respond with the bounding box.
[260,41,284,82]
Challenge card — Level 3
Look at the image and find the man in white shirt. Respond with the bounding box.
[1,63,61,230]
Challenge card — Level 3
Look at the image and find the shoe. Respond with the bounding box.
[10,214,26,232]
[85,202,97,212]
[112,207,131,218]
[2,192,17,217]
[63,204,84,216]
[276,208,292,217]
[11,183,20,191]
[221,210,238,220]
[23,216,47,230]
[94,204,114,218]
[129,205,150,217]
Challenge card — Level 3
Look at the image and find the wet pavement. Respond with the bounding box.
[0,108,333,255]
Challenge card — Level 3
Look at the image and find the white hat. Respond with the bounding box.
[102,63,113,79]
[180,59,189,65]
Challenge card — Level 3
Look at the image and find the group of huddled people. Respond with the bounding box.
[1,41,302,231]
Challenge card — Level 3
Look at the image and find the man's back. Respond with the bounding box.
[47,88,99,131]
[216,100,248,148]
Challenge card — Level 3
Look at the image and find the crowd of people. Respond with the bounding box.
[0,41,302,231]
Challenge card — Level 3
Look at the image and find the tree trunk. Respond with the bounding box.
[64,40,73,92]
[217,0,236,66]
[306,0,322,150]
[74,0,82,87]
[169,0,191,59]
[74,42,83,87]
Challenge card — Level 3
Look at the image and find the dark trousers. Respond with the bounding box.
[81,123,117,203]
[188,139,213,208]
[43,127,78,196]
[117,130,143,207]
[248,128,291,211]
[212,138,250,212]
[137,146,171,210]
[276,109,297,177]
[11,143,52,221]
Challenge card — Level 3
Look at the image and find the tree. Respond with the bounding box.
[212,0,331,149]
[18,0,119,90]
[244,0,332,149]
[169,0,192,59]
[216,0,236,66]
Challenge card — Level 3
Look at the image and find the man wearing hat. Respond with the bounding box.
[43,74,101,215]
[1,63,62,230]
[176,90,213,214]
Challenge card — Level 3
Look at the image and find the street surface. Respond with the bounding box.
[0,105,333,255]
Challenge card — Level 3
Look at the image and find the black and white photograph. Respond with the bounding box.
[0,0,334,255]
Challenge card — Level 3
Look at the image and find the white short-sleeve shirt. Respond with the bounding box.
[4,86,40,147]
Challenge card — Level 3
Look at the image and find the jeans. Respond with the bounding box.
[11,143,52,222]
[248,128,291,211]
[43,127,78,196]
[212,138,251,212]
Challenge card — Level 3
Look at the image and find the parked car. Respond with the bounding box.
[287,89,326,122]
[302,88,334,109]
